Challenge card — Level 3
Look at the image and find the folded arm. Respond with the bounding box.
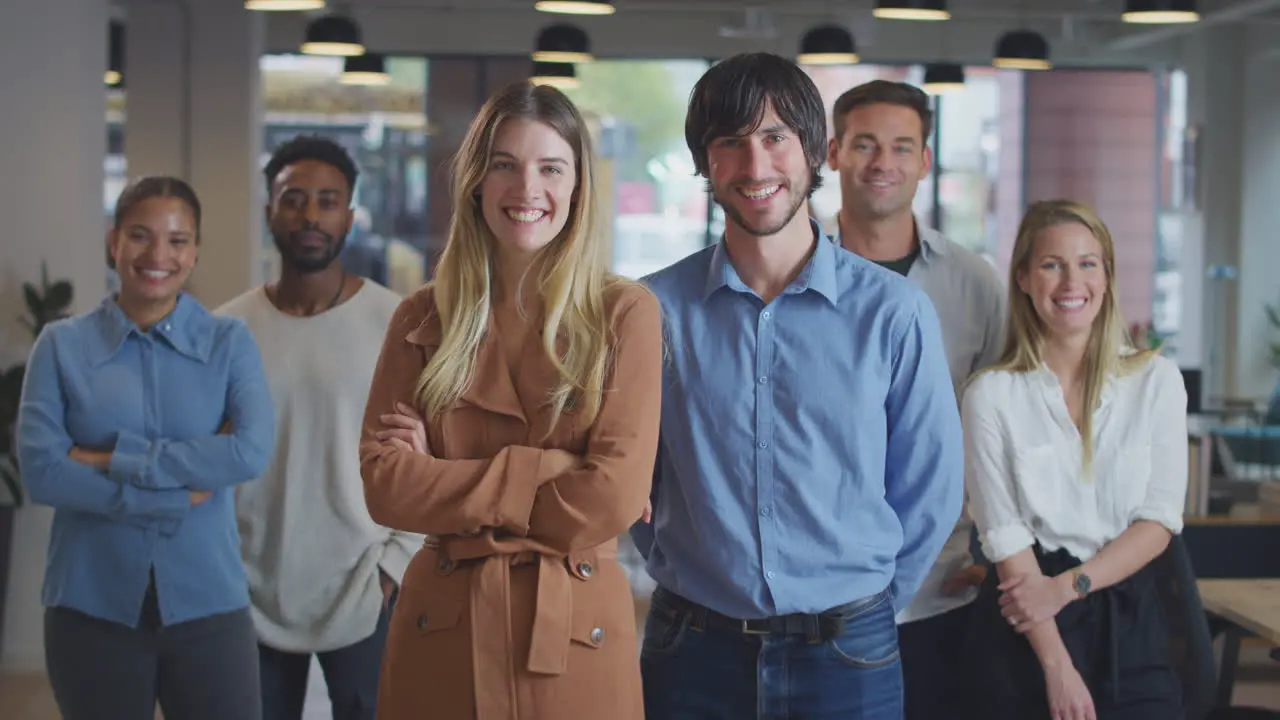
[884,296,965,612]
[359,295,587,538]
[520,290,662,555]
[17,328,189,527]
[107,320,276,493]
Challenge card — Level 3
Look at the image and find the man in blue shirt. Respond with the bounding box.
[633,52,964,719]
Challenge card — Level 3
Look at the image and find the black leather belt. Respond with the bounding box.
[654,587,882,642]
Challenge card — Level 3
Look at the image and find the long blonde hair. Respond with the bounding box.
[415,81,614,430]
[991,199,1153,471]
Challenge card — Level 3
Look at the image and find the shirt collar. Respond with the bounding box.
[90,291,215,366]
[703,217,839,306]
[830,212,948,265]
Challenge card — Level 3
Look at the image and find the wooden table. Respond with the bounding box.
[1197,579,1280,705]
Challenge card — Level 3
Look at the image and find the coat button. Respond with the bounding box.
[576,561,593,578]
[416,614,429,631]
[590,627,605,645]
[438,558,454,574]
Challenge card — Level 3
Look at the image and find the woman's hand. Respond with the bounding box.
[1045,662,1096,720]
[377,402,429,454]
[999,572,1074,632]
[68,446,111,469]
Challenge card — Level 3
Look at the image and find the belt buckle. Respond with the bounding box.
[740,619,771,635]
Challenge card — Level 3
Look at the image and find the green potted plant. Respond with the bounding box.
[0,262,73,652]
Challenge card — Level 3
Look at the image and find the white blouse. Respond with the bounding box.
[961,354,1188,564]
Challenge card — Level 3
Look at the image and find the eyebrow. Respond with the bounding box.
[492,150,570,166]
[850,132,917,145]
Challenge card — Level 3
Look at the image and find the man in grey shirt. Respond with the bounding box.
[828,79,1006,720]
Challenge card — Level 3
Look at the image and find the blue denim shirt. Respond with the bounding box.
[17,293,275,627]
[633,224,964,618]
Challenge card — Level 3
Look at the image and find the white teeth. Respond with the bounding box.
[1055,298,1085,309]
[740,185,780,200]
[141,270,172,280]
[505,209,546,223]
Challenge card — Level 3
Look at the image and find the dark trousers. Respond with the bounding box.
[44,584,260,720]
[641,586,904,720]
[259,591,396,720]
[898,603,975,720]
[964,547,1183,719]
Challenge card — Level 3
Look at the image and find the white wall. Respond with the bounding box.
[0,0,110,671]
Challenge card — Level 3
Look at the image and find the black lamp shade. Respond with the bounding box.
[534,0,615,15]
[301,15,364,56]
[531,61,578,89]
[874,0,950,20]
[797,25,859,65]
[993,30,1051,70]
[106,20,124,87]
[922,63,964,93]
[341,53,390,85]
[533,24,592,63]
[1122,0,1199,23]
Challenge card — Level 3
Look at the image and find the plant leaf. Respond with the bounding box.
[46,281,73,314]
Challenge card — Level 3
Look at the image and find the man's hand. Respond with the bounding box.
[940,565,988,597]
[379,569,398,610]
[68,446,111,469]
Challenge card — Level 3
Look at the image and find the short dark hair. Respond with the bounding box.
[832,80,934,144]
[262,134,359,195]
[685,52,827,193]
[109,175,202,269]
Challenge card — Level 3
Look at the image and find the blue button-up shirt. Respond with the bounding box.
[17,293,275,627]
[633,225,964,618]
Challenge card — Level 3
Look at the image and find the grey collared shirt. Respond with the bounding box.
[834,218,1008,623]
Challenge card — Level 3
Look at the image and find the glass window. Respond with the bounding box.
[563,60,713,279]
[260,53,430,293]
[933,67,1003,258]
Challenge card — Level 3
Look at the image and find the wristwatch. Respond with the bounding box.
[1071,570,1092,599]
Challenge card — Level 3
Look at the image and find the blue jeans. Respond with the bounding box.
[640,586,904,720]
[258,591,396,720]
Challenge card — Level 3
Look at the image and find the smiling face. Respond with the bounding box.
[108,196,199,307]
[479,118,578,260]
[705,102,812,238]
[828,102,931,222]
[1017,221,1108,342]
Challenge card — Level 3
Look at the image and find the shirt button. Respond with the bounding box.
[761,311,771,320]
[757,440,767,449]
[766,571,775,579]
[590,627,605,645]
[758,376,767,384]
[760,507,771,517]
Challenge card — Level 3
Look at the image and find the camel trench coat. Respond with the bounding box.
[358,281,662,720]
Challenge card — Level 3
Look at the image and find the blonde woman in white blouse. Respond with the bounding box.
[961,199,1186,720]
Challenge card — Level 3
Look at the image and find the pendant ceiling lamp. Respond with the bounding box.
[245,0,326,10]
[797,25,859,65]
[1121,0,1199,23]
[533,24,593,63]
[993,29,1051,70]
[921,63,964,94]
[873,0,950,21]
[531,61,579,89]
[534,0,615,15]
[300,14,365,56]
[105,20,124,87]
[341,53,390,86]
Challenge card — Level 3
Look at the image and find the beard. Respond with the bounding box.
[274,229,346,274]
[713,172,811,238]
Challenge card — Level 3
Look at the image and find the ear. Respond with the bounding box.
[105,228,119,271]
[827,136,840,171]
[342,206,355,236]
[922,144,934,176]
[1014,266,1029,295]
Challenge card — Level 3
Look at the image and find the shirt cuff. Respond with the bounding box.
[109,429,155,487]
[379,536,416,584]
[1132,507,1184,535]
[981,523,1036,563]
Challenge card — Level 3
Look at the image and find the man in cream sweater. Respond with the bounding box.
[219,135,421,720]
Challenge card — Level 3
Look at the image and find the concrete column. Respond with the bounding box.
[0,0,110,670]
[124,0,265,309]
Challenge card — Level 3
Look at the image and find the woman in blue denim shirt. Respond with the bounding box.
[16,176,276,720]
